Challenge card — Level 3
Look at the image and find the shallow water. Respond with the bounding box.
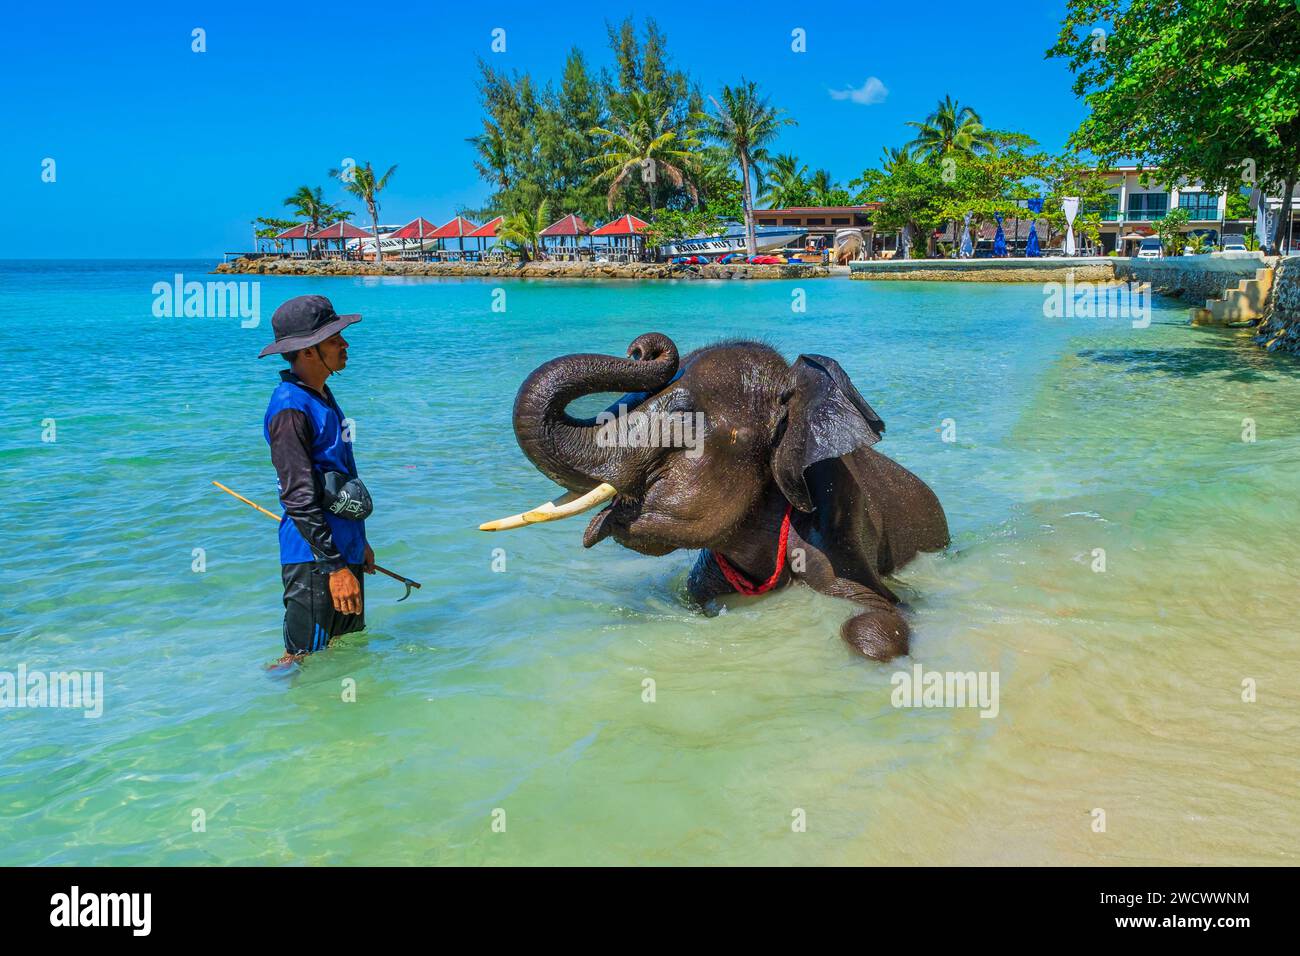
[1,260,1297,865]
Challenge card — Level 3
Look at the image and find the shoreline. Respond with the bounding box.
[213,257,836,280]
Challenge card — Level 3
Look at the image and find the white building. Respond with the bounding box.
[1093,166,1297,254]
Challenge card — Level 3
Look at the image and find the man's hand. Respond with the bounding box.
[329,567,363,616]
[363,544,376,574]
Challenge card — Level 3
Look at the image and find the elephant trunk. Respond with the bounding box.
[512,333,679,493]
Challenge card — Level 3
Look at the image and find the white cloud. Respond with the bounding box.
[828,77,889,105]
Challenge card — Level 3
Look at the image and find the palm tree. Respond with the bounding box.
[760,153,810,208]
[696,79,795,255]
[808,168,838,205]
[905,96,994,160]
[498,197,550,262]
[282,185,350,228]
[587,91,697,215]
[879,146,912,176]
[283,186,350,257]
[328,161,397,264]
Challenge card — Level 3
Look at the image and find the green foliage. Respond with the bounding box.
[1225,191,1251,219]
[905,96,995,160]
[641,208,723,249]
[851,155,949,257]
[587,90,696,214]
[329,162,396,259]
[1156,206,1191,254]
[1185,232,1212,255]
[696,78,795,252]
[761,154,812,207]
[282,185,350,228]
[471,18,702,224]
[1049,0,1300,253]
[498,194,551,262]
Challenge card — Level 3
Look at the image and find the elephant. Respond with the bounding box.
[480,332,950,661]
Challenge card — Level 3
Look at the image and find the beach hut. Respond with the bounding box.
[590,214,649,262]
[308,221,372,260]
[389,218,440,260]
[540,213,593,261]
[274,223,315,257]
[430,215,480,261]
[467,216,503,260]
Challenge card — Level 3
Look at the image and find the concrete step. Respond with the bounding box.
[1190,268,1276,326]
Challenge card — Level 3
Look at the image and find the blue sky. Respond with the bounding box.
[3,1,1087,258]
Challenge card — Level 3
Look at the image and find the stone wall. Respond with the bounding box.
[1255,257,1300,354]
[1113,252,1272,302]
[213,257,830,281]
[850,256,1114,283]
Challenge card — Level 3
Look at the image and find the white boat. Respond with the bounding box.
[657,222,806,258]
[348,226,444,259]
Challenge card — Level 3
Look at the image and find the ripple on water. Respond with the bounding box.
[1,264,1298,864]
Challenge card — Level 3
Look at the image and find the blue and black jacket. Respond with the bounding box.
[263,370,366,570]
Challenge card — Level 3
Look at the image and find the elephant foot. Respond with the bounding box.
[841,610,910,662]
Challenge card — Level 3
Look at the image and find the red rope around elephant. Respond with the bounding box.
[713,505,793,596]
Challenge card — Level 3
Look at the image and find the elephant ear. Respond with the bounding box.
[772,354,886,512]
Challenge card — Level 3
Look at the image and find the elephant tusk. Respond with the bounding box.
[479,483,618,532]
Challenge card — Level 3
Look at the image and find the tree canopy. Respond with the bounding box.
[1048,0,1300,253]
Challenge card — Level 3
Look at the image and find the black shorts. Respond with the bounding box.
[281,562,366,654]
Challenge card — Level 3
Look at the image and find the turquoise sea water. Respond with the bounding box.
[2,259,1298,865]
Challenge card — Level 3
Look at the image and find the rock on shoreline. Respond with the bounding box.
[213,257,832,280]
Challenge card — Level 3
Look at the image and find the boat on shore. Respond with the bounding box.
[656,222,805,258]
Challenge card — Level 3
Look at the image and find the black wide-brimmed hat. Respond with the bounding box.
[258,295,361,358]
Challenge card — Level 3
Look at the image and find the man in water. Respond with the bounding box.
[259,295,375,660]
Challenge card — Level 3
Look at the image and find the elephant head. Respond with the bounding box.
[482,332,949,661]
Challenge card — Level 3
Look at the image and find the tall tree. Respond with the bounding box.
[697,79,795,254]
[1049,0,1300,255]
[588,91,696,214]
[498,194,550,262]
[761,153,811,208]
[329,162,397,263]
[282,185,350,228]
[905,95,995,160]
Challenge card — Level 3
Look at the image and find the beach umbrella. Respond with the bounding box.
[1025,198,1044,258]
[1061,196,1080,256]
[431,215,480,259]
[467,216,503,257]
[993,213,1006,257]
[959,212,974,258]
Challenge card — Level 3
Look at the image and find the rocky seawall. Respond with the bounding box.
[1255,257,1300,355]
[849,257,1114,283]
[213,257,831,281]
[1113,252,1274,301]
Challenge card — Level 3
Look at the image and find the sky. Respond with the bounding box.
[2,0,1088,258]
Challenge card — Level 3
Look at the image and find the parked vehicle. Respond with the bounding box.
[1136,237,1163,258]
[1221,236,1247,252]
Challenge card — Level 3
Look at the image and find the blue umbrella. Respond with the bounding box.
[993,213,1006,257]
[1025,198,1044,257]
